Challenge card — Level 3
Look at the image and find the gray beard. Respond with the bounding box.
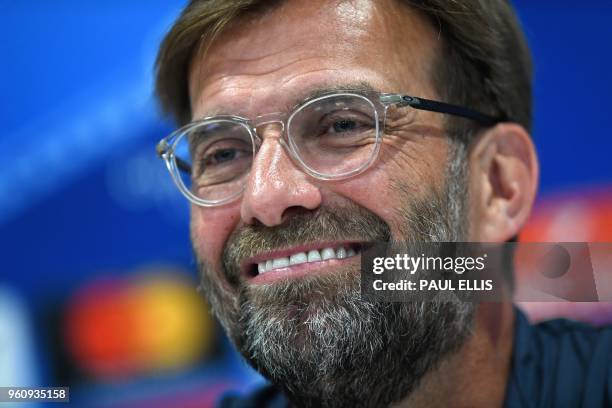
[239,271,474,408]
[196,142,474,407]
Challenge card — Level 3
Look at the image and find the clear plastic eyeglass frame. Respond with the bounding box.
[156,90,503,207]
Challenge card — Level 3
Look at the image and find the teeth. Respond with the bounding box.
[256,245,360,274]
[272,257,290,269]
[307,250,322,262]
[290,252,308,265]
[321,247,336,260]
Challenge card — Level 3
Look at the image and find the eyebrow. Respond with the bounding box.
[293,81,378,107]
[196,81,380,120]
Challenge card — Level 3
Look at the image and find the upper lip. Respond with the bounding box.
[240,240,364,276]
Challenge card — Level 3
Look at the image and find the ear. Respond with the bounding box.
[467,123,539,241]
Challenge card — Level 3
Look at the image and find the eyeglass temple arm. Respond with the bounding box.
[174,157,192,173]
[383,94,505,126]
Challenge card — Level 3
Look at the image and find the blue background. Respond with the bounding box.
[0,1,611,406]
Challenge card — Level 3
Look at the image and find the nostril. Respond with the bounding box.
[279,206,318,224]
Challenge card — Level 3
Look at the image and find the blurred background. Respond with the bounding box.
[0,1,611,407]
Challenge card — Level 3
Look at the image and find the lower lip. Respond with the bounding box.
[248,255,360,284]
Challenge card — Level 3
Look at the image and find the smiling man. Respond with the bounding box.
[154,1,611,407]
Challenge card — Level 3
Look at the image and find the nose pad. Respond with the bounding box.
[252,114,286,142]
[251,115,288,160]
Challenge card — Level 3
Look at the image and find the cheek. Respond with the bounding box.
[330,137,448,232]
[332,172,397,222]
[378,133,449,190]
[190,202,242,268]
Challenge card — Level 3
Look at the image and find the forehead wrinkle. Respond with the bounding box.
[194,55,380,118]
[203,53,332,81]
[207,42,300,65]
[197,57,335,100]
[191,55,332,116]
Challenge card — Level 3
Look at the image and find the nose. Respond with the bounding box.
[240,124,322,226]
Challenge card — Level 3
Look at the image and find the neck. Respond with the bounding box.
[396,302,515,408]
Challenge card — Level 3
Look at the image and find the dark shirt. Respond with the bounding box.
[220,309,612,407]
[505,309,612,407]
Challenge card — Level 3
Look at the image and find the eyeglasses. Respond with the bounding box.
[156,90,503,207]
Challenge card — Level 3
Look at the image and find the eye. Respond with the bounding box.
[321,112,373,137]
[209,148,236,164]
[332,119,358,133]
[204,148,248,166]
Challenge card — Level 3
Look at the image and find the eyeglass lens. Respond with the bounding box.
[171,94,379,203]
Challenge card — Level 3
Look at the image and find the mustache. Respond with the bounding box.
[222,204,391,284]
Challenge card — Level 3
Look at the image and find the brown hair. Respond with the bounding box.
[155,0,532,135]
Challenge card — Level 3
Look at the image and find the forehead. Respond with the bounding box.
[188,0,440,119]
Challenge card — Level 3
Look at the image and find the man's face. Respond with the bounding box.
[188,0,474,406]
[190,0,451,284]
